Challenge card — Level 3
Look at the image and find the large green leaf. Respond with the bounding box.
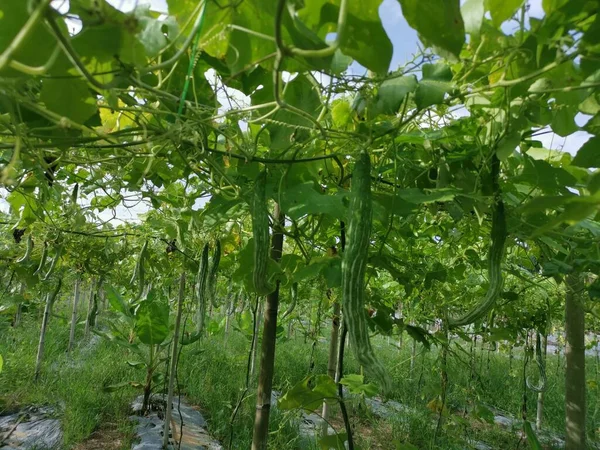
[279,182,346,220]
[375,75,418,115]
[572,136,600,168]
[551,105,579,137]
[415,63,454,110]
[331,99,353,128]
[40,78,98,124]
[135,294,169,345]
[462,0,485,36]
[106,285,133,318]
[523,421,543,450]
[298,0,393,74]
[278,375,337,411]
[318,433,347,450]
[134,6,179,57]
[397,0,465,58]
[486,0,524,28]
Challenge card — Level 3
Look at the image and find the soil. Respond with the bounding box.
[73,423,130,450]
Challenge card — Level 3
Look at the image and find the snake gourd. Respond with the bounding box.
[341,151,391,392]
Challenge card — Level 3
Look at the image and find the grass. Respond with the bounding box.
[2,307,599,449]
[0,313,137,449]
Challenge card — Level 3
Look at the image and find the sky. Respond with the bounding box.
[1,0,593,222]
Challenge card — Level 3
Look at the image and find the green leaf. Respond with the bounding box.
[135,294,169,345]
[40,78,98,124]
[486,0,524,28]
[397,187,460,204]
[415,63,454,109]
[279,182,346,220]
[318,433,347,450]
[106,286,132,317]
[397,0,465,58]
[551,105,579,137]
[405,325,431,349]
[134,5,179,57]
[256,75,321,150]
[299,0,393,74]
[0,354,3,373]
[375,75,418,115]
[279,375,337,411]
[523,421,543,450]
[496,131,521,160]
[461,0,485,36]
[542,0,568,15]
[472,403,495,424]
[589,279,600,299]
[572,136,600,168]
[340,374,379,397]
[332,100,353,128]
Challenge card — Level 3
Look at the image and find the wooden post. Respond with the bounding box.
[321,300,340,437]
[565,273,586,449]
[68,276,81,353]
[251,204,284,450]
[163,273,185,449]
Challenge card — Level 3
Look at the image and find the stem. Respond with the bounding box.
[163,273,185,449]
[0,0,52,72]
[565,273,586,449]
[335,323,354,450]
[287,0,348,58]
[321,300,340,437]
[34,280,61,382]
[536,332,547,431]
[84,278,96,339]
[433,324,449,444]
[68,276,81,353]
[251,204,285,450]
[34,292,51,383]
[13,283,25,328]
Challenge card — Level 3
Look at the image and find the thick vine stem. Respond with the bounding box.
[0,0,53,72]
[448,154,507,328]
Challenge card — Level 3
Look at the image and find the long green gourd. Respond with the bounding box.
[208,240,221,308]
[196,243,209,333]
[42,244,62,281]
[252,170,274,296]
[130,241,148,299]
[33,242,48,277]
[281,282,298,320]
[448,155,507,328]
[342,151,391,392]
[16,234,33,263]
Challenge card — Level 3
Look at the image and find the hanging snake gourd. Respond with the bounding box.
[341,151,391,393]
[448,155,507,328]
[208,240,221,308]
